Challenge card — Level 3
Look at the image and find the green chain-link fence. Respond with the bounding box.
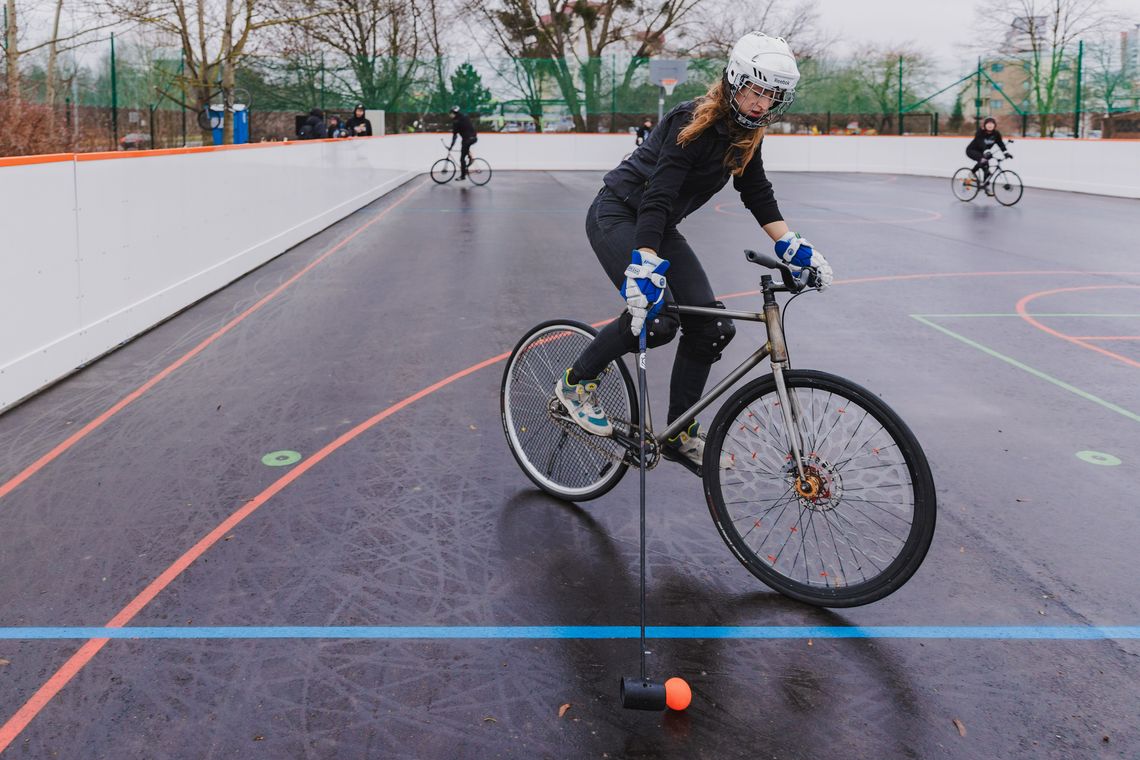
[6,40,1138,155]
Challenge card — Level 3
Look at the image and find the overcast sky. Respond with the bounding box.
[815,0,1140,75]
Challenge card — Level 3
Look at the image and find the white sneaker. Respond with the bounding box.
[663,421,735,471]
[555,369,613,436]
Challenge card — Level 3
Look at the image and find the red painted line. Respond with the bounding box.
[1069,336,1140,341]
[3,267,1140,747]
[0,179,426,505]
[1015,286,1140,370]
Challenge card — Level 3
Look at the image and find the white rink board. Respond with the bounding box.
[2,133,1137,411]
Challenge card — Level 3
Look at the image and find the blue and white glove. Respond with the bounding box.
[775,231,833,290]
[622,250,670,336]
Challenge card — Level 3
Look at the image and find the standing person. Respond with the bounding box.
[966,117,1011,188]
[635,117,653,146]
[299,109,327,140]
[345,104,373,137]
[554,32,833,472]
[448,106,478,181]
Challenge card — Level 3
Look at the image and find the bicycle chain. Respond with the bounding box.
[547,400,660,470]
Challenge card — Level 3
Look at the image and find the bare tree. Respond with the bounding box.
[283,0,422,115]
[850,43,936,133]
[3,0,110,103]
[478,0,705,132]
[973,0,1121,136]
[1085,34,1134,137]
[111,0,318,143]
[687,0,830,63]
[4,0,21,98]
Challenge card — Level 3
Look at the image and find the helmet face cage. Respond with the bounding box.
[725,72,795,129]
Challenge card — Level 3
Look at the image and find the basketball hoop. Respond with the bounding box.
[660,78,678,96]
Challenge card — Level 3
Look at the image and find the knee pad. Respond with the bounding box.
[617,309,680,350]
[678,301,736,363]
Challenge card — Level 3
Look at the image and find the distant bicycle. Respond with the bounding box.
[430,139,491,186]
[951,148,1022,206]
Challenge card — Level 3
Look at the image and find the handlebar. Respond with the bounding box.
[744,249,820,292]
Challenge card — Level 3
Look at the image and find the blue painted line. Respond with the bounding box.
[1,626,1138,641]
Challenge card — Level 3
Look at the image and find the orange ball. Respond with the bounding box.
[664,677,691,711]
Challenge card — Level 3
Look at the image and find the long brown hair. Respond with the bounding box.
[677,77,766,177]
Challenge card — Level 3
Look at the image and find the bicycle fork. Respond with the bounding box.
[764,294,811,486]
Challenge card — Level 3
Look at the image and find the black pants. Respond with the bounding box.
[572,188,726,426]
[966,146,989,176]
[460,136,477,176]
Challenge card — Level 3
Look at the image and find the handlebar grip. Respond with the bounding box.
[745,249,803,291]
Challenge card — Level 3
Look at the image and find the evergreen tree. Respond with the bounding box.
[948,95,964,132]
[449,62,493,114]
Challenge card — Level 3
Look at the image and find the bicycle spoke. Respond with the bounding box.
[708,373,933,601]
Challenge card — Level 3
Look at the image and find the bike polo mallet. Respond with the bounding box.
[619,324,691,713]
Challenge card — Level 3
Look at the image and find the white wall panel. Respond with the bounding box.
[2,133,1137,411]
[0,159,82,408]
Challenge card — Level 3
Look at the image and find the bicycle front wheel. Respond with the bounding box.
[430,158,456,184]
[467,158,492,186]
[501,320,636,501]
[951,168,980,201]
[993,169,1023,206]
[704,370,936,607]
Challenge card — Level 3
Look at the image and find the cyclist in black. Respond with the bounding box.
[635,118,653,145]
[449,106,478,181]
[966,117,1011,185]
[554,32,833,472]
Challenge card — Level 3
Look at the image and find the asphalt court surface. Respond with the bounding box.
[0,168,1138,758]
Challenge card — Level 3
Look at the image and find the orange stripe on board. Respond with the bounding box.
[0,178,426,504]
[75,141,293,162]
[0,153,73,168]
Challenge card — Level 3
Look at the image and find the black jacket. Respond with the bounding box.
[604,101,782,252]
[299,114,327,140]
[635,124,652,143]
[451,113,477,142]
[345,115,372,137]
[967,127,1008,154]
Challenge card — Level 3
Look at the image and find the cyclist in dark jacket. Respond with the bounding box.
[449,107,478,180]
[554,32,833,473]
[966,117,1011,180]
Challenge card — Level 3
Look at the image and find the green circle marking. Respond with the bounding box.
[262,450,302,467]
[1075,451,1121,467]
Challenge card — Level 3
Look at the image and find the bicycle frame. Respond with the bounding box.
[439,138,474,166]
[637,272,812,483]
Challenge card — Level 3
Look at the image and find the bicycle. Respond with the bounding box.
[500,250,937,608]
[952,148,1023,206]
[430,139,492,186]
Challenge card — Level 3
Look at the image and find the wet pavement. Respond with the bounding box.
[0,170,1137,758]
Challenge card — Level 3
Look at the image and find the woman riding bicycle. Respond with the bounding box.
[555,31,833,471]
[966,117,1012,185]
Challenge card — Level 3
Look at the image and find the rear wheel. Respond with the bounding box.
[430,158,456,184]
[992,169,1023,206]
[951,168,980,201]
[704,370,937,607]
[501,321,637,501]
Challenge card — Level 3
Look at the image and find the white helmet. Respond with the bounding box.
[724,32,799,129]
